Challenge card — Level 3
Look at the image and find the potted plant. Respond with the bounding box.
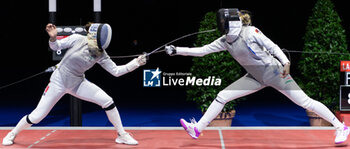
[186,12,246,126]
[297,0,349,126]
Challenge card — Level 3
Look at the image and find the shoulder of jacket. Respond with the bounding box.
[243,26,263,41]
[69,34,85,39]
[244,26,257,32]
[71,34,87,42]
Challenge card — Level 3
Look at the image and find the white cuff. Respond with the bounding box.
[126,58,140,72]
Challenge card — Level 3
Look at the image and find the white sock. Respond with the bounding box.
[11,115,32,135]
[196,100,224,132]
[105,107,126,134]
[311,100,344,128]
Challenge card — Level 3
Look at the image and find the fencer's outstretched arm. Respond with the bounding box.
[98,52,147,77]
[166,36,226,57]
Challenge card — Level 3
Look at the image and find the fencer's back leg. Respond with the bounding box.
[28,82,66,124]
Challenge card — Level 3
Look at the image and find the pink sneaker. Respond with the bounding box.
[180,118,200,139]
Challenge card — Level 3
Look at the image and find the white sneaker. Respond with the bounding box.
[180,118,200,139]
[335,126,350,144]
[2,131,16,146]
[115,132,138,145]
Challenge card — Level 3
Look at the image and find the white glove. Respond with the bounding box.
[165,45,176,56]
[137,53,147,66]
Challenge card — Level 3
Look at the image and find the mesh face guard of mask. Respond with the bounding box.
[87,23,112,50]
[216,8,242,43]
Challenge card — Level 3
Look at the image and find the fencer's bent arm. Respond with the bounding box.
[48,34,78,51]
[176,37,226,57]
[249,27,290,65]
[98,55,140,77]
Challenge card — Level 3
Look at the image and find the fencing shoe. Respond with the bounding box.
[180,118,200,139]
[115,132,138,145]
[335,125,350,144]
[2,131,16,146]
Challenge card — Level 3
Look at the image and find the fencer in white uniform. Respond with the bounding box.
[166,9,349,144]
[2,23,145,146]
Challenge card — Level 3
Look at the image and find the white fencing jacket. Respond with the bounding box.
[49,34,139,89]
[176,26,290,84]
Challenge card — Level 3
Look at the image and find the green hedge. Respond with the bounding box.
[297,0,349,111]
[186,12,245,113]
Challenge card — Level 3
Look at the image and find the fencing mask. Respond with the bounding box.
[87,23,112,51]
[216,8,242,43]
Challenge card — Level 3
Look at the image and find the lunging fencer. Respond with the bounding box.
[2,23,147,146]
[165,8,349,144]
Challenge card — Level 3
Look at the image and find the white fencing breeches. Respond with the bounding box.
[28,70,114,124]
[216,74,265,104]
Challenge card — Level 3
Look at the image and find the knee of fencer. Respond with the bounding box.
[216,93,229,104]
[27,114,41,125]
[102,100,116,111]
[100,96,114,109]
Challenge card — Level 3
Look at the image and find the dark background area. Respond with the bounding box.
[0,0,349,126]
